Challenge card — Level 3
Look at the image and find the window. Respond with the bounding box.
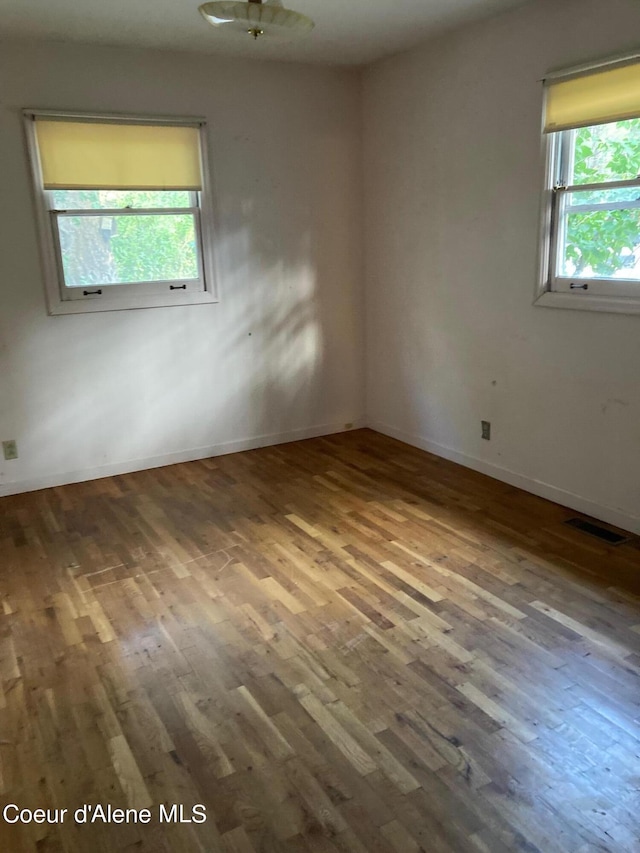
[537,56,640,314]
[24,112,218,314]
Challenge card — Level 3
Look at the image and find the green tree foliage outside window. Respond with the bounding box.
[564,119,640,278]
[53,190,199,287]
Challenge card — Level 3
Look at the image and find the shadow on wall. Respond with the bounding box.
[14,183,328,476]
[0,53,363,488]
[218,196,325,437]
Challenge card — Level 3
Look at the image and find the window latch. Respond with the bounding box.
[570,282,588,290]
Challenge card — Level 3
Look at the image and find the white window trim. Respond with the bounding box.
[535,55,640,316]
[23,109,219,315]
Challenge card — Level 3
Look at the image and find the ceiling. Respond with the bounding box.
[0,0,531,66]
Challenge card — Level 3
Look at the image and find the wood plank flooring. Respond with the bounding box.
[0,428,639,852]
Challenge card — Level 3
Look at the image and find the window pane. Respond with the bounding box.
[50,189,192,210]
[567,186,640,207]
[560,208,640,279]
[570,118,640,185]
[57,213,199,286]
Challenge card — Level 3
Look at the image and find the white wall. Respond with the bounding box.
[3,5,640,533]
[363,0,640,534]
[0,40,364,495]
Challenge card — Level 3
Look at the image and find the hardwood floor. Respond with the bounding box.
[0,428,639,853]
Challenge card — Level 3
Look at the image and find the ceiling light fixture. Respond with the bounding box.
[199,0,314,41]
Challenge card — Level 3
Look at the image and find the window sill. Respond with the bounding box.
[48,290,218,315]
[534,289,640,316]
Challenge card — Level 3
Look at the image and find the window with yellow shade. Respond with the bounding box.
[537,55,640,314]
[24,112,218,314]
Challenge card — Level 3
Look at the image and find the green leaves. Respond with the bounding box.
[572,120,640,185]
[54,190,198,286]
[563,119,640,277]
[565,209,639,276]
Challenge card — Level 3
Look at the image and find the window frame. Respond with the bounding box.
[535,56,640,316]
[24,109,219,315]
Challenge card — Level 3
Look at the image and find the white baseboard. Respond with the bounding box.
[0,419,365,498]
[3,416,638,537]
[370,420,640,536]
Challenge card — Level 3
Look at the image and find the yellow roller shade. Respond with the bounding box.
[34,119,202,190]
[544,60,640,133]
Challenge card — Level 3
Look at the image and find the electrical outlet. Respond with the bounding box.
[2,439,18,460]
[481,421,491,441]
